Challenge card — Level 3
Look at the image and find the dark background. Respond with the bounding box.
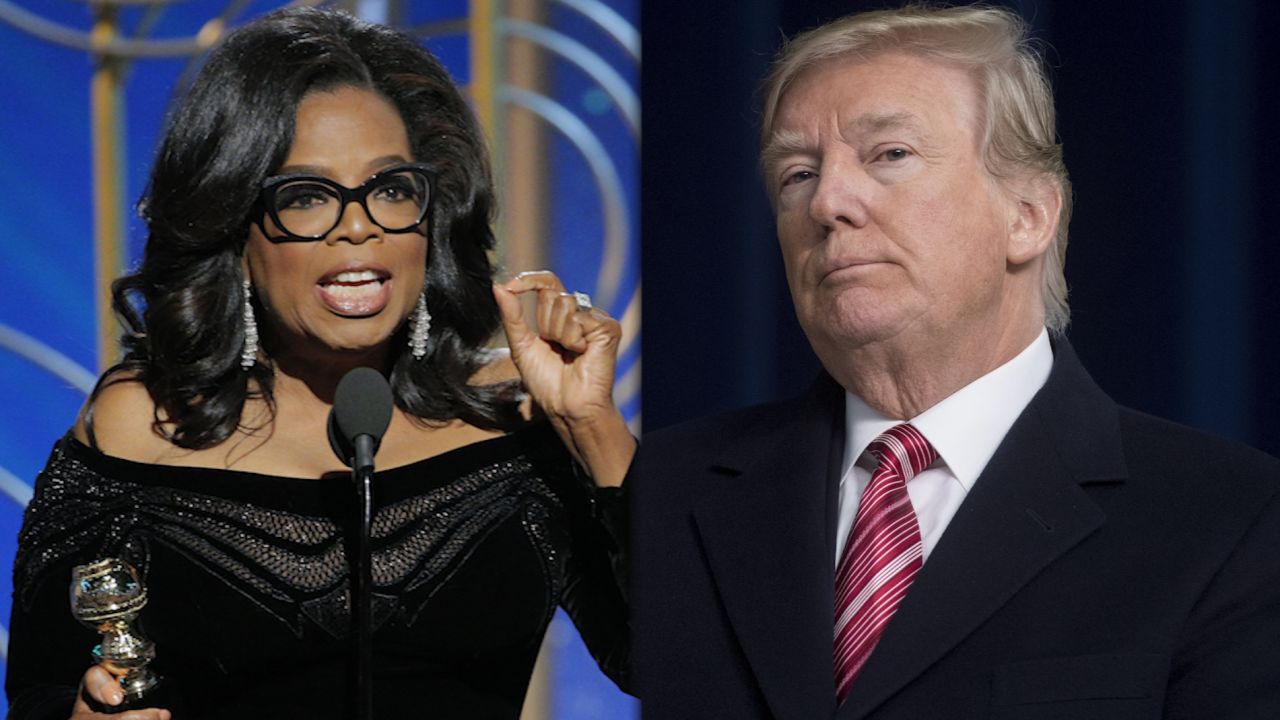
[641,0,1280,458]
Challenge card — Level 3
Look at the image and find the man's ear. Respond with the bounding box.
[1006,174,1062,266]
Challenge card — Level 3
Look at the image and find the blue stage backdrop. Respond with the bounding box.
[0,1,637,717]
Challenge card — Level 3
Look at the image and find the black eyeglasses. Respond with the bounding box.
[255,162,432,242]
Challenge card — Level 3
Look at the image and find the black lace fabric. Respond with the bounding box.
[6,423,629,720]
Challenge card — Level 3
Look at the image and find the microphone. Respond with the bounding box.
[327,367,394,472]
[325,367,393,720]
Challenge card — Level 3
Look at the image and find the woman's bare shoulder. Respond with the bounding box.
[73,373,173,460]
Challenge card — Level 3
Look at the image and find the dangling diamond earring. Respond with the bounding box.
[240,278,259,370]
[409,291,430,360]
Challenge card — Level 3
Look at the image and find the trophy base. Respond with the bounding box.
[89,672,164,716]
[120,670,161,701]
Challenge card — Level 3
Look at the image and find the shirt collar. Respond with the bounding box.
[842,329,1054,490]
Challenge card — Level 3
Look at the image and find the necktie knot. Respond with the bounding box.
[867,423,937,483]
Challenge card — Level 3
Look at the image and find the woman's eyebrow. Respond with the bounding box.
[273,154,411,178]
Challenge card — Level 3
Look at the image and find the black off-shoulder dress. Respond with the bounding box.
[6,422,629,719]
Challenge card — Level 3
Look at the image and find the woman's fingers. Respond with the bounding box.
[72,664,171,719]
[549,294,620,356]
[95,710,171,720]
[545,292,583,351]
[536,288,562,340]
[500,272,613,355]
[80,665,124,708]
[504,270,566,295]
[492,282,533,353]
[496,271,570,349]
[77,709,171,720]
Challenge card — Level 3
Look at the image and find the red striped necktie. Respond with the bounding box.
[834,423,938,703]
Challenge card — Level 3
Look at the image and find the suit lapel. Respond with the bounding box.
[837,340,1128,719]
[692,376,844,720]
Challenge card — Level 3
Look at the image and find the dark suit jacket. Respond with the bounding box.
[632,340,1280,719]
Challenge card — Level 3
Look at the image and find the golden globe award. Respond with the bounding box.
[70,558,161,706]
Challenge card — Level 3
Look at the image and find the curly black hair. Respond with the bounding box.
[92,7,520,449]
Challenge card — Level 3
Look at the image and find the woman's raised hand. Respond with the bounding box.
[493,272,634,486]
[71,664,170,720]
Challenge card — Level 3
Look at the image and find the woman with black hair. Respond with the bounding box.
[5,8,633,720]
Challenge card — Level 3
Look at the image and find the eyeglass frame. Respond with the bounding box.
[253,162,433,242]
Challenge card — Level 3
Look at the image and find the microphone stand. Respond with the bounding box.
[328,366,392,720]
[352,434,376,720]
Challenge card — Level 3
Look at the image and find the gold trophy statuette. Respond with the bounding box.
[70,558,161,704]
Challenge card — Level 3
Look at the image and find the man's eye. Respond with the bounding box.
[782,170,816,186]
[880,148,911,162]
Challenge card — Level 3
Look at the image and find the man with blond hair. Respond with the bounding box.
[633,5,1280,719]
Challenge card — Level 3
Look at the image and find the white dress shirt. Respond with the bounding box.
[834,330,1054,567]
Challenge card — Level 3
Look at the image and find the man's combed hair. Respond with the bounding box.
[95,7,520,449]
[759,3,1073,334]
